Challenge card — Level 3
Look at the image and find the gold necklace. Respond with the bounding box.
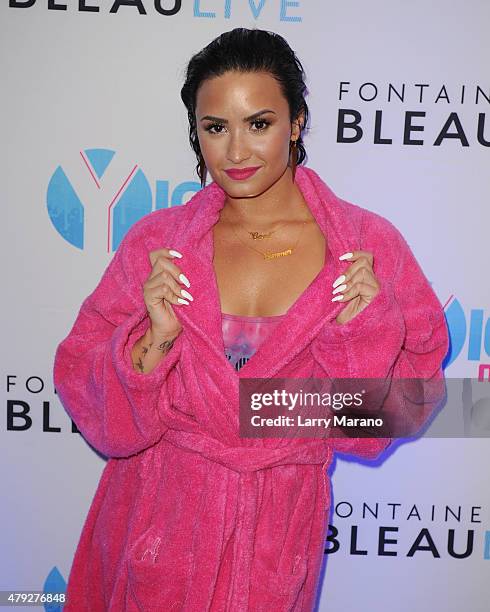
[222,207,290,241]
[246,221,289,240]
[229,218,307,260]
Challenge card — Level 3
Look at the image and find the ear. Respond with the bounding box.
[291,110,305,140]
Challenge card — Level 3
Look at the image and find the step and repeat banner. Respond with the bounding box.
[2,1,489,611]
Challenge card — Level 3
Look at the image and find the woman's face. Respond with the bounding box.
[195,70,302,197]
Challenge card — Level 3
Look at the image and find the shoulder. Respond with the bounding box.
[302,165,405,249]
[338,196,410,280]
[360,206,405,248]
[300,165,408,277]
[120,203,191,252]
[328,186,402,246]
[109,203,192,289]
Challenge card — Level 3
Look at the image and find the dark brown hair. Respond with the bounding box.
[180,27,310,185]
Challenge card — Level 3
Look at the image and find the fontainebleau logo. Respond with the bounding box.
[327,499,490,561]
[47,148,200,253]
[8,0,303,21]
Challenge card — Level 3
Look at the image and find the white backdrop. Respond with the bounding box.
[2,1,489,610]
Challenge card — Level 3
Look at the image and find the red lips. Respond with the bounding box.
[224,166,261,180]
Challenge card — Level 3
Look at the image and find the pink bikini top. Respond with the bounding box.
[222,312,286,372]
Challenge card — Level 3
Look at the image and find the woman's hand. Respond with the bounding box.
[143,248,193,338]
[331,250,380,325]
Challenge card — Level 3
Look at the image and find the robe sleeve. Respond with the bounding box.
[316,220,449,461]
[53,223,184,459]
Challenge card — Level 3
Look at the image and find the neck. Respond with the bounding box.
[220,166,308,225]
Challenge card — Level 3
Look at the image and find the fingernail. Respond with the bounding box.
[332,284,347,295]
[169,250,183,258]
[331,294,343,302]
[180,289,193,302]
[339,252,353,260]
[177,297,189,305]
[179,273,191,288]
[332,274,346,288]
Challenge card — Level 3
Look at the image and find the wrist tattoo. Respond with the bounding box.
[156,338,175,352]
[133,335,175,373]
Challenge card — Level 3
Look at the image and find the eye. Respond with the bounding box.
[251,119,271,131]
[203,118,271,135]
[204,122,225,134]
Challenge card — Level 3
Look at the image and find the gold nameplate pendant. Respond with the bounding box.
[264,248,293,260]
[248,231,274,240]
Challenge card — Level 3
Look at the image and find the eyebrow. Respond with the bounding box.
[199,109,276,123]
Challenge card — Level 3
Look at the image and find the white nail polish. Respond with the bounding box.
[169,249,183,258]
[331,295,343,302]
[339,252,353,260]
[332,274,346,289]
[177,297,189,305]
[180,289,193,301]
[332,284,347,295]
[179,273,191,288]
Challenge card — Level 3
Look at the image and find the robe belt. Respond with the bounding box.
[162,428,331,474]
[162,428,332,609]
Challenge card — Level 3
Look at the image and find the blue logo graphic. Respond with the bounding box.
[193,0,302,21]
[47,148,200,253]
[444,295,489,367]
[43,566,66,611]
[485,531,490,560]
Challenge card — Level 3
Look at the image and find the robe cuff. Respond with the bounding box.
[111,306,183,391]
[332,436,392,460]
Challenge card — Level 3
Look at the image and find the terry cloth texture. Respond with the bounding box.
[53,164,449,611]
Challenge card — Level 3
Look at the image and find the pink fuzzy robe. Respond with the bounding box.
[53,165,449,611]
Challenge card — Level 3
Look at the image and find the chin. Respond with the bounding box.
[222,186,261,199]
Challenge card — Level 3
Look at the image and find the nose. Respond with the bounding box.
[226,130,251,164]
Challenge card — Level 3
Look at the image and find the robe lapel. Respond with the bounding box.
[168,165,362,381]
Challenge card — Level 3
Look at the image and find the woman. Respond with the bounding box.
[53,28,449,611]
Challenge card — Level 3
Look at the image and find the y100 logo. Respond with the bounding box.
[444,294,489,372]
[47,148,200,253]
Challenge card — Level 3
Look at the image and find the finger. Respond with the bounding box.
[332,258,376,290]
[339,250,374,267]
[148,253,187,285]
[146,282,187,308]
[148,248,185,281]
[332,257,378,294]
[332,267,379,296]
[149,247,182,268]
[331,279,380,303]
[145,270,193,304]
